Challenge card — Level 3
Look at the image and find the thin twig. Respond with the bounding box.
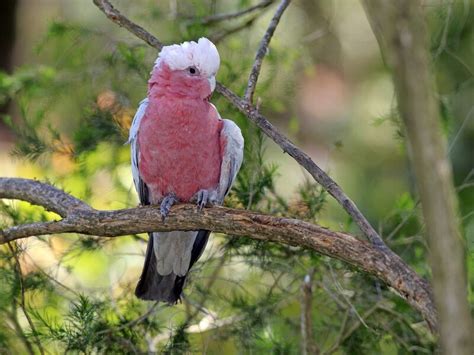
[8,243,46,355]
[24,252,78,299]
[324,302,383,354]
[267,270,285,296]
[301,269,319,355]
[433,0,453,59]
[209,15,259,44]
[7,311,35,355]
[332,308,350,352]
[96,302,161,336]
[327,264,369,329]
[193,0,274,25]
[92,0,163,50]
[244,0,291,103]
[183,254,228,326]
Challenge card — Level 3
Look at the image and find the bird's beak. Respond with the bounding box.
[208,76,216,92]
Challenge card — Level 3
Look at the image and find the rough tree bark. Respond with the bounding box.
[362,1,474,354]
[0,177,436,331]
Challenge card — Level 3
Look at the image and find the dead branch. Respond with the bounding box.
[0,177,436,331]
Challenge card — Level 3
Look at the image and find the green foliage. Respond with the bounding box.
[32,294,156,353]
[234,128,278,208]
[163,324,191,354]
[37,295,106,352]
[73,108,124,156]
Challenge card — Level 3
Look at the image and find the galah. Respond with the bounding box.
[128,38,244,303]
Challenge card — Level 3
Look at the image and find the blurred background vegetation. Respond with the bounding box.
[0,0,472,353]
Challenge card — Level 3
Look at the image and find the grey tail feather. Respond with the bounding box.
[135,230,210,303]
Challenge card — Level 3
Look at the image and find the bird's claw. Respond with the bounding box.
[160,194,177,221]
[193,189,218,210]
[197,189,209,210]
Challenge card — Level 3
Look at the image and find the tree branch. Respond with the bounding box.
[215,84,388,250]
[92,0,163,50]
[8,243,45,355]
[0,177,436,331]
[209,16,260,44]
[192,0,274,25]
[301,269,319,355]
[244,0,291,103]
[0,178,92,217]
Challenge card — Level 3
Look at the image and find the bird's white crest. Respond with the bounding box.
[155,37,220,77]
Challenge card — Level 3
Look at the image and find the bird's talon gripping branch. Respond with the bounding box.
[192,189,220,210]
[160,194,177,221]
[196,189,208,210]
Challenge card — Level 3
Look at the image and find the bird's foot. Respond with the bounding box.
[160,194,177,221]
[192,189,219,210]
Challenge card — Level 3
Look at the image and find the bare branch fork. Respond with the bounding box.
[0,0,438,331]
[0,178,435,330]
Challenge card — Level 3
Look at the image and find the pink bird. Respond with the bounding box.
[128,38,244,303]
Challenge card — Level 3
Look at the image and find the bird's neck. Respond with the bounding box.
[147,64,210,101]
[148,96,213,127]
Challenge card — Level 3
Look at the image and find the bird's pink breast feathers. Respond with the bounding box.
[138,98,223,202]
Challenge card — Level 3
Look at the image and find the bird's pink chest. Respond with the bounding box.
[138,99,223,202]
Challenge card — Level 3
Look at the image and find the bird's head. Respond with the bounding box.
[151,38,220,100]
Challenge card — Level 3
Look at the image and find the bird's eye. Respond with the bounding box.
[187,66,197,75]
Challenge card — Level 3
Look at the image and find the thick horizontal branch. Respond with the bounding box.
[0,178,92,217]
[0,177,436,331]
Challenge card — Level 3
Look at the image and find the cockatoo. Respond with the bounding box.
[128,38,244,303]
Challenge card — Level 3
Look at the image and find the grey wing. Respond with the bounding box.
[128,98,149,204]
[217,119,244,203]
